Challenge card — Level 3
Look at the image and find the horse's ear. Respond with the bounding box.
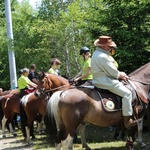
[43,72,46,76]
[38,71,45,79]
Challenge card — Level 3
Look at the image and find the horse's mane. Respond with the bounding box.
[49,74,69,82]
[128,62,150,77]
[38,72,69,82]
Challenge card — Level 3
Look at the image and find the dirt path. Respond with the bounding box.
[0,130,34,150]
[0,129,82,150]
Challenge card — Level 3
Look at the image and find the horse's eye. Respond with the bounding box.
[42,81,44,84]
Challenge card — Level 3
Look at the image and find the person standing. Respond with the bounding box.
[91,35,140,128]
[28,64,38,84]
[72,46,93,85]
[48,58,61,75]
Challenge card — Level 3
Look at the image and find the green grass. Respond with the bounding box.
[1,124,150,150]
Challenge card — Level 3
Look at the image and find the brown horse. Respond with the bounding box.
[0,88,37,138]
[19,73,71,144]
[0,89,19,137]
[45,62,150,150]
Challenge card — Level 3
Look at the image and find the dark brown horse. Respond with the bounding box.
[19,73,71,144]
[0,89,19,137]
[0,88,37,139]
[45,62,150,150]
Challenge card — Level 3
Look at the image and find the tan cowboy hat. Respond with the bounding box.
[94,36,117,48]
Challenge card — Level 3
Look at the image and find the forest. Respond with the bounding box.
[0,0,149,89]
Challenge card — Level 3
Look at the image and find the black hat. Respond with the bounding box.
[80,46,90,55]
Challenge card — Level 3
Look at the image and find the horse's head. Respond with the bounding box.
[37,72,52,94]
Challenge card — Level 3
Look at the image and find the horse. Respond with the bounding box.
[0,88,37,139]
[19,73,71,144]
[45,62,150,150]
[0,89,19,137]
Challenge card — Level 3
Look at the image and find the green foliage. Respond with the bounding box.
[91,0,150,73]
[0,0,149,89]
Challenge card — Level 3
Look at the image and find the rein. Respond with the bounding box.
[129,78,150,85]
[43,84,70,93]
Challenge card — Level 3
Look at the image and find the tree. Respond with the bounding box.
[0,0,149,89]
[87,0,150,73]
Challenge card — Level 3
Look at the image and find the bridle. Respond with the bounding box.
[37,75,70,95]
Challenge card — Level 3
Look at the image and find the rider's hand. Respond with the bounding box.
[74,77,80,82]
[119,72,129,80]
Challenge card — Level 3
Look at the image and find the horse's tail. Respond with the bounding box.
[45,91,63,143]
[20,97,27,138]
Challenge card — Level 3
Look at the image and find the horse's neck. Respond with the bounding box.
[129,63,150,84]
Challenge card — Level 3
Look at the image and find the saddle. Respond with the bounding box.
[80,80,148,113]
[25,88,36,94]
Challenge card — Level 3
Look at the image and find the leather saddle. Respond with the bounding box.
[80,80,148,113]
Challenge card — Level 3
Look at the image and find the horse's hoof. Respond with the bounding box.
[140,142,146,148]
[25,138,33,145]
[2,135,6,138]
[13,133,17,137]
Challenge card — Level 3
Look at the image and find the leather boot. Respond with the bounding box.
[123,116,141,129]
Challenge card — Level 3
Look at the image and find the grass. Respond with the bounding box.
[1,123,150,150]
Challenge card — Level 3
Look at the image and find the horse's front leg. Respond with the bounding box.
[25,126,32,144]
[25,118,35,144]
[61,134,73,150]
[137,118,146,148]
[9,113,17,137]
[78,124,91,150]
[37,115,44,134]
[55,143,61,150]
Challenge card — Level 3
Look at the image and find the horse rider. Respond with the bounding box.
[91,35,141,128]
[72,46,93,86]
[18,67,37,97]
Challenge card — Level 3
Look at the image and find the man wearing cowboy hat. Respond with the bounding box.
[91,36,140,128]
